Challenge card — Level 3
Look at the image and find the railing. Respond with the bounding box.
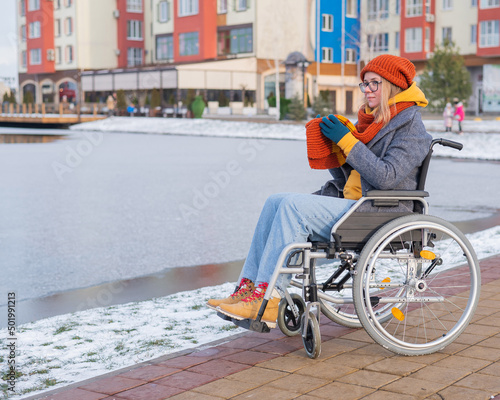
[0,102,102,118]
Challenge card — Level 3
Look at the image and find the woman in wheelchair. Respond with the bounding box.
[207,54,432,329]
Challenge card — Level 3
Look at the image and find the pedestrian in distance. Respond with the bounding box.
[106,93,116,117]
[453,98,465,135]
[207,55,432,329]
[443,102,454,132]
[127,103,136,117]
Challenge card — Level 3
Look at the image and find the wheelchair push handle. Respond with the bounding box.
[432,138,463,151]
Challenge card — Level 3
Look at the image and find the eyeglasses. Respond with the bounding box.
[359,81,382,93]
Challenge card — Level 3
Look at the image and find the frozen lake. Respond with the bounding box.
[1,127,499,307]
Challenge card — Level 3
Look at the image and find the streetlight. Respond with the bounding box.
[284,52,310,108]
[297,60,310,108]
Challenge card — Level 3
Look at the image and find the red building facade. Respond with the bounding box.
[400,0,435,61]
[477,1,500,57]
[173,0,217,63]
[116,0,145,68]
[25,0,55,75]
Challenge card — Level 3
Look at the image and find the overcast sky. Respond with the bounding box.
[0,1,18,87]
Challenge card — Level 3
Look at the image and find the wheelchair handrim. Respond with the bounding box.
[361,220,480,351]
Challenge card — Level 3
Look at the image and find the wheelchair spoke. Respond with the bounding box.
[353,214,480,356]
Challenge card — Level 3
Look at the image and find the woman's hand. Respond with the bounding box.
[319,114,350,143]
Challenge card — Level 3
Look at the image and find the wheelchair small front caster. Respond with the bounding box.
[277,293,306,337]
[301,311,321,359]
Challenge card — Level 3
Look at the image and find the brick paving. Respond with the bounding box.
[33,255,500,400]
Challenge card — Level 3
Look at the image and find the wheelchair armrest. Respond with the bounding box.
[365,190,429,198]
[364,190,429,208]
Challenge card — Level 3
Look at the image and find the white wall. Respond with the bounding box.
[54,0,77,70]
[434,1,477,56]
[255,0,314,61]
[360,0,401,62]
[148,0,174,64]
[75,0,118,70]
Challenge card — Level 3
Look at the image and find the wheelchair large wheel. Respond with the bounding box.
[277,293,306,336]
[318,286,361,328]
[353,214,481,356]
[301,312,321,359]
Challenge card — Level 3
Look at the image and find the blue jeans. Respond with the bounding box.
[240,193,356,291]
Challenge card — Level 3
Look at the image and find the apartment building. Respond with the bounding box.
[18,0,118,104]
[17,0,363,114]
[361,0,500,114]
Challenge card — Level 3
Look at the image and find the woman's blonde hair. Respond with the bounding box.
[360,77,403,127]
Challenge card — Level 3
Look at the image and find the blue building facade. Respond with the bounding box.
[316,0,361,65]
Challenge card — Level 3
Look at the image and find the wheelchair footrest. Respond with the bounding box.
[216,311,233,322]
[216,312,271,333]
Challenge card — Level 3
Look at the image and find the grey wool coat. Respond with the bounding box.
[315,106,433,212]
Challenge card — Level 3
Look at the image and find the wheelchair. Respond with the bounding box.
[218,138,481,359]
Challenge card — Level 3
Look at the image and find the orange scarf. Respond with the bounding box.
[306,102,415,169]
[356,102,415,141]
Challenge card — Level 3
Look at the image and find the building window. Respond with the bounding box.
[158,1,169,22]
[321,47,333,62]
[230,27,252,53]
[178,0,198,16]
[395,31,400,49]
[66,45,73,63]
[65,0,73,7]
[425,27,430,51]
[21,25,26,42]
[30,48,41,65]
[236,0,248,11]
[395,0,401,14]
[127,0,143,12]
[217,26,252,55]
[21,51,27,68]
[479,20,499,46]
[322,14,333,31]
[481,0,499,7]
[20,0,26,16]
[443,0,453,9]
[471,0,477,5]
[65,17,73,35]
[346,0,357,16]
[368,33,389,52]
[471,24,477,44]
[127,47,143,66]
[56,46,62,64]
[55,19,61,37]
[345,48,356,63]
[367,0,389,20]
[405,27,422,52]
[218,0,227,13]
[127,20,143,40]
[442,27,452,44]
[29,21,41,38]
[29,0,40,11]
[406,0,423,16]
[54,0,61,9]
[156,35,173,60]
[179,32,199,56]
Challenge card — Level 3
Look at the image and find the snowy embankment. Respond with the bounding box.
[3,117,500,399]
[70,116,500,161]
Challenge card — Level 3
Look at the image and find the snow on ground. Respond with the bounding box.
[2,225,500,399]
[71,116,500,161]
[2,117,500,399]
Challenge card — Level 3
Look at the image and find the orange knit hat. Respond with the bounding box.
[360,55,415,90]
